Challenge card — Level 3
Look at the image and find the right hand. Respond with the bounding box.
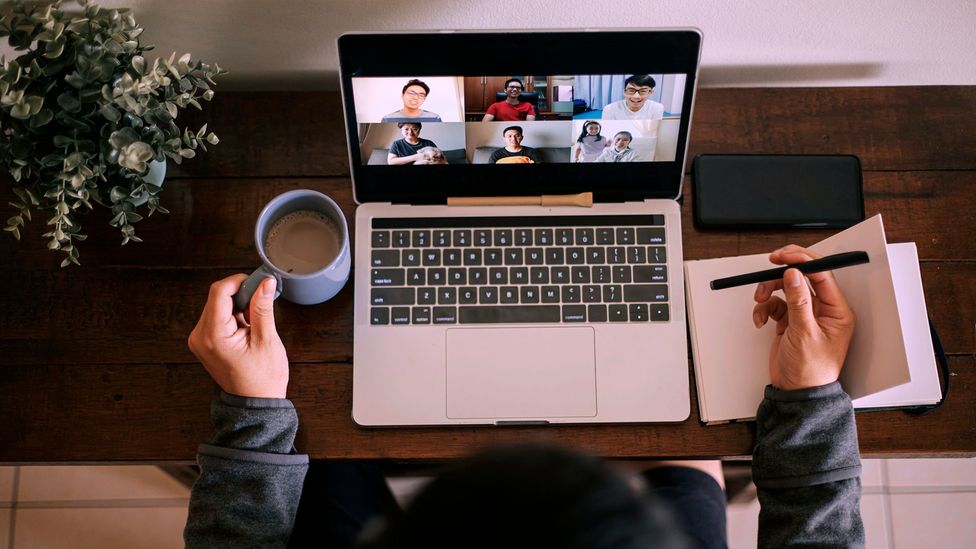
[752,245,856,391]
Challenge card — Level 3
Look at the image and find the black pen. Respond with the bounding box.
[710,251,870,290]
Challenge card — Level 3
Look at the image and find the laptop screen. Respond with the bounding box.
[338,31,701,204]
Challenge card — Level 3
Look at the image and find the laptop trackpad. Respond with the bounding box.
[446,327,597,420]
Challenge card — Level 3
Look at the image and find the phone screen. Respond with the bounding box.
[692,154,864,229]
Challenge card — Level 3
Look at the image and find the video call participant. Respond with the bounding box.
[482,78,537,122]
[601,74,665,121]
[573,121,610,163]
[594,131,637,163]
[387,122,438,165]
[488,126,541,164]
[381,79,442,123]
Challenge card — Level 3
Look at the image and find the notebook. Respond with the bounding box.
[684,215,942,424]
[337,30,703,426]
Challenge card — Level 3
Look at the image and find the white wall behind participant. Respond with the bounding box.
[352,77,464,122]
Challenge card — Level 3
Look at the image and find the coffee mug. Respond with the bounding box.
[232,189,351,312]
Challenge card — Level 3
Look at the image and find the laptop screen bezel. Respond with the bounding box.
[337,30,702,205]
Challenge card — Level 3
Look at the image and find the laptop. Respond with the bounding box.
[338,30,702,426]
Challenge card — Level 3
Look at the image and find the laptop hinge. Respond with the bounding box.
[447,192,593,208]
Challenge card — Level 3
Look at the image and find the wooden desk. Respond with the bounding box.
[1,87,974,463]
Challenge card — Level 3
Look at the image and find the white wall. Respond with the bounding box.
[351,77,464,122]
[9,0,972,89]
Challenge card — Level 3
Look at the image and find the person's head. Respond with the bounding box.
[504,78,524,99]
[358,444,686,549]
[502,125,523,148]
[577,121,603,142]
[397,122,422,141]
[613,131,633,150]
[622,74,656,111]
[401,79,430,110]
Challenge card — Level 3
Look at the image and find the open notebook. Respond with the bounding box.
[684,215,942,424]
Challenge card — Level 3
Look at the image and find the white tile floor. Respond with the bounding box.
[1,459,973,548]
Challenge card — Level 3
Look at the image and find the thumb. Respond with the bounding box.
[249,277,278,342]
[783,268,818,335]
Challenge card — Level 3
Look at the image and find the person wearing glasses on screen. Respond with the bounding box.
[381,79,443,123]
[600,74,665,121]
[482,78,537,121]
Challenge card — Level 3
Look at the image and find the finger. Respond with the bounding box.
[782,268,818,334]
[753,296,788,328]
[770,247,852,311]
[203,274,249,324]
[248,277,278,344]
[769,245,822,265]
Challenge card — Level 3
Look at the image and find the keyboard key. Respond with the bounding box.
[489,267,508,285]
[371,288,415,306]
[412,306,431,324]
[613,266,632,283]
[592,266,611,283]
[391,307,411,325]
[474,230,492,246]
[588,304,608,322]
[561,285,581,303]
[422,249,441,266]
[443,249,462,266]
[525,248,544,265]
[371,268,404,286]
[535,229,553,246]
[636,227,666,244]
[370,307,389,325]
[634,265,668,283]
[433,306,457,324]
[510,267,529,284]
[392,230,410,247]
[479,286,499,304]
[453,230,471,247]
[371,250,399,267]
[608,247,625,264]
[438,287,457,304]
[469,268,488,285]
[484,249,503,265]
[500,286,519,304]
[571,266,590,284]
[555,228,574,245]
[428,268,446,285]
[562,305,586,322]
[407,268,425,285]
[459,287,478,304]
[551,266,569,284]
[371,231,390,248]
[433,230,451,247]
[413,230,430,247]
[459,305,561,324]
[494,229,512,246]
[623,284,669,302]
[531,267,549,284]
[648,246,667,264]
[575,228,594,245]
[545,248,564,265]
[505,249,524,265]
[464,249,483,266]
[586,247,605,264]
[541,286,560,303]
[629,304,649,322]
[515,229,533,246]
[627,246,647,264]
[616,228,635,245]
[603,285,622,303]
[448,268,466,285]
[402,249,421,267]
[521,286,540,303]
[651,304,669,321]
[609,304,628,322]
[596,228,615,244]
[417,287,436,305]
[566,247,585,265]
[583,285,601,303]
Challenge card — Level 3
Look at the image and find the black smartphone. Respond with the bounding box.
[692,154,864,229]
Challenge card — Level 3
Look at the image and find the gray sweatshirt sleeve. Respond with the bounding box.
[752,381,865,548]
[183,392,309,549]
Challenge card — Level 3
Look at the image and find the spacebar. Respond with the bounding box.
[459,305,561,324]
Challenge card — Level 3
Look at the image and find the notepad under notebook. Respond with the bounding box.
[684,215,942,424]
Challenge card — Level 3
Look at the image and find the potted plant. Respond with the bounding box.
[0,0,225,266]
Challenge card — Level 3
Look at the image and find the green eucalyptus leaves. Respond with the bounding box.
[0,0,225,266]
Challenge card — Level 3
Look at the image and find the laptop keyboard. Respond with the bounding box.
[368,215,670,325]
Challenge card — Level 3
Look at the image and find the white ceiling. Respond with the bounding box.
[4,0,975,90]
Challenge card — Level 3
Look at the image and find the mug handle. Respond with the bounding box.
[231,266,283,313]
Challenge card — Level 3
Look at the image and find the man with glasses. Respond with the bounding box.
[601,74,664,121]
[382,79,443,122]
[482,78,537,121]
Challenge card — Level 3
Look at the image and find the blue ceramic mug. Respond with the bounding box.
[232,190,351,312]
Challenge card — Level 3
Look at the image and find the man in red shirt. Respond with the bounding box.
[482,78,537,121]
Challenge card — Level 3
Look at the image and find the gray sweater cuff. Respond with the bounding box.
[197,391,308,465]
[753,381,861,489]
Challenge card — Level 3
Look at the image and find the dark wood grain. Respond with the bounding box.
[1,86,975,462]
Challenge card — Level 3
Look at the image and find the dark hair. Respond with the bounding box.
[614,130,633,141]
[504,78,524,90]
[576,121,603,143]
[397,122,422,130]
[358,444,686,549]
[402,79,430,95]
[624,74,657,89]
[502,125,523,137]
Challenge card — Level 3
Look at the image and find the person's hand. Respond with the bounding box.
[752,245,856,391]
[188,274,289,398]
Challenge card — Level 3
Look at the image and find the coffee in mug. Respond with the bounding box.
[264,210,342,275]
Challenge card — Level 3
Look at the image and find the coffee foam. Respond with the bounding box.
[264,210,342,275]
